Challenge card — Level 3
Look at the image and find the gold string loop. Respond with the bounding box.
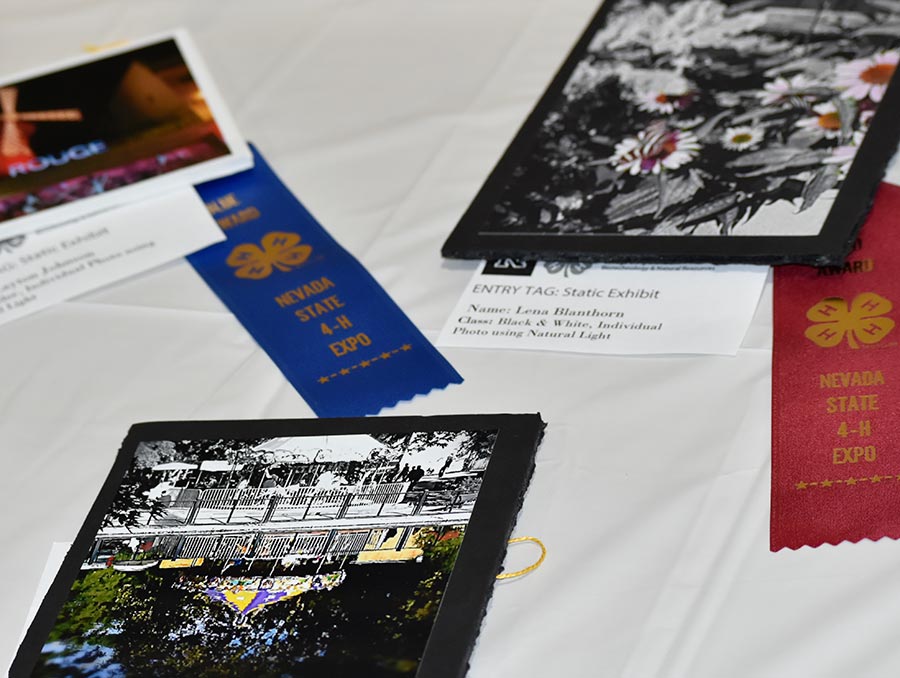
[83,40,130,54]
[496,536,546,580]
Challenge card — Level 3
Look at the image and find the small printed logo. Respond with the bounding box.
[226,231,312,280]
[805,292,895,349]
[0,234,26,254]
[544,261,592,277]
[483,259,535,276]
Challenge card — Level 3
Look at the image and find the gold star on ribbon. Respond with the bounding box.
[318,376,329,384]
[795,481,808,490]
[871,474,883,483]
[360,360,371,368]
[340,368,350,376]
[845,477,858,486]
[401,344,412,351]
[820,479,833,488]
[380,352,391,360]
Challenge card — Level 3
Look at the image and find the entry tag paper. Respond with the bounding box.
[772,184,900,551]
[437,260,767,356]
[0,188,224,326]
[189,146,462,417]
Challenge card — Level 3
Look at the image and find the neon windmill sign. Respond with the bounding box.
[0,86,106,178]
[0,86,82,157]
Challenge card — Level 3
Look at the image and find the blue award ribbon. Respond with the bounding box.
[189,145,462,416]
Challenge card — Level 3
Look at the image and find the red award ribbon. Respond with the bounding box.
[772,184,900,550]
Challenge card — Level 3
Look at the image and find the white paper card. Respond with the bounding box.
[0,188,223,326]
[0,30,251,237]
[438,261,768,356]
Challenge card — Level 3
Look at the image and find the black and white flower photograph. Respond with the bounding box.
[484,0,900,238]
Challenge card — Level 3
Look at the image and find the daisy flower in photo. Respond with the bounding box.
[611,128,701,175]
[721,125,764,151]
[636,90,695,115]
[795,101,844,139]
[835,51,898,103]
[638,92,678,114]
[757,74,814,105]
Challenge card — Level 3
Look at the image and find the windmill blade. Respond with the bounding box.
[1,119,31,158]
[17,109,82,122]
[0,86,83,158]
[0,87,17,118]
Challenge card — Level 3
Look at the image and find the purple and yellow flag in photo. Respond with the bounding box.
[199,573,347,619]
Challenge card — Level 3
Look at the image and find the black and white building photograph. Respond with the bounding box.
[26,427,501,678]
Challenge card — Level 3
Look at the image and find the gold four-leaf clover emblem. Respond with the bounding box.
[805,292,894,349]
[226,232,312,279]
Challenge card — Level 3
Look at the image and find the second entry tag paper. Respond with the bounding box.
[439,260,767,356]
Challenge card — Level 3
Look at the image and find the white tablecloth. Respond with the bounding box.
[4,2,900,676]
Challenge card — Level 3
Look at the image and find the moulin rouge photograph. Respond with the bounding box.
[0,37,234,225]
